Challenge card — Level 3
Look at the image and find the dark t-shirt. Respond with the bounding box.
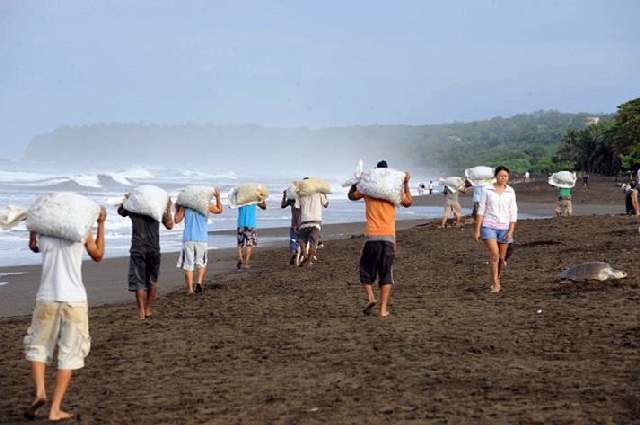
[283,198,302,229]
[118,206,160,253]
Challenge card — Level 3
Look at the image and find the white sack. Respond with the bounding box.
[123,185,169,222]
[342,160,406,205]
[465,166,494,186]
[294,178,332,197]
[0,205,28,230]
[27,192,100,243]
[228,184,269,208]
[548,171,577,189]
[440,177,465,193]
[285,184,298,201]
[177,186,216,216]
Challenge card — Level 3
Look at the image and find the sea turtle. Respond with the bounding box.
[559,262,627,282]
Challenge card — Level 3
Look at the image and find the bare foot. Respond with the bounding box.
[24,397,46,420]
[379,310,391,318]
[363,301,377,315]
[491,285,501,293]
[138,311,146,320]
[144,309,152,318]
[49,409,73,422]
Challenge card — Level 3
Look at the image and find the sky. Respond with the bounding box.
[1,0,639,159]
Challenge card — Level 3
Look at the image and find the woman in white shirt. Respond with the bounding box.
[474,166,518,293]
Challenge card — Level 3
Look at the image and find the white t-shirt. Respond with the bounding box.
[36,235,87,303]
[295,193,328,228]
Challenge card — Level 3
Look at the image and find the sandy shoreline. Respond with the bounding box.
[0,179,627,318]
[1,210,638,422]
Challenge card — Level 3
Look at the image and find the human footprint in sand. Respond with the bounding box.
[348,160,412,317]
[474,166,518,293]
[24,209,105,421]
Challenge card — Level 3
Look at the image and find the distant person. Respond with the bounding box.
[524,171,530,183]
[474,166,517,293]
[297,178,329,267]
[236,200,267,269]
[281,189,301,265]
[441,184,463,228]
[348,160,412,318]
[118,197,174,320]
[632,184,640,217]
[428,180,434,195]
[470,181,485,223]
[24,209,105,422]
[582,173,589,190]
[555,186,572,217]
[418,183,427,195]
[624,182,635,215]
[174,188,223,295]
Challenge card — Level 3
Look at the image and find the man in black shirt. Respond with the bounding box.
[118,198,174,320]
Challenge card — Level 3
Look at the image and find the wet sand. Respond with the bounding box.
[1,180,638,423]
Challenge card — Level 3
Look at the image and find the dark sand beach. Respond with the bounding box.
[1,179,638,423]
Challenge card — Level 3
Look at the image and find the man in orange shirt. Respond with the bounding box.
[348,160,412,318]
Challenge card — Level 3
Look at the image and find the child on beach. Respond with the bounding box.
[23,209,106,421]
[348,160,412,318]
[118,197,174,320]
[236,201,267,269]
[174,188,223,294]
[555,186,573,217]
[474,166,518,293]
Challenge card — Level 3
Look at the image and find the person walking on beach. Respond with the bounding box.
[474,166,518,293]
[582,173,590,190]
[174,188,223,295]
[281,189,301,265]
[236,200,267,269]
[631,183,640,217]
[348,160,412,318]
[24,209,106,421]
[428,180,434,195]
[118,197,174,320]
[441,184,463,228]
[555,186,573,217]
[470,180,486,223]
[296,178,329,267]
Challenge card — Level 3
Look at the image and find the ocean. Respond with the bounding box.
[0,162,445,267]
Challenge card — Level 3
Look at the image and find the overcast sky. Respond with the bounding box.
[1,0,639,158]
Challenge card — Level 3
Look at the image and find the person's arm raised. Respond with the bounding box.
[85,208,106,262]
[348,185,363,201]
[401,172,413,208]
[209,188,223,214]
[162,199,175,230]
[29,231,39,253]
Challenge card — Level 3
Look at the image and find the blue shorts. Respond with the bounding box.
[480,226,513,243]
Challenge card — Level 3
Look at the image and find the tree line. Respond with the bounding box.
[555,98,640,176]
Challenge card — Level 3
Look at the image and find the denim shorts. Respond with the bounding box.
[480,226,513,243]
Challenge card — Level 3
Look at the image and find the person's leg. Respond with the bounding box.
[196,266,207,291]
[48,369,72,421]
[135,290,146,320]
[184,271,194,294]
[498,242,509,277]
[26,362,47,418]
[379,284,393,318]
[441,206,448,228]
[236,228,245,269]
[298,239,307,263]
[145,286,157,316]
[484,239,501,291]
[244,246,253,267]
[237,245,244,268]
